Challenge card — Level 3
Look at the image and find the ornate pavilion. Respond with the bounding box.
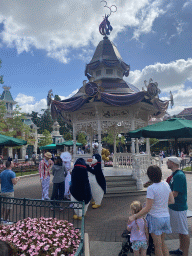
[51,12,169,189]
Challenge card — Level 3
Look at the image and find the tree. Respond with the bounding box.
[102,133,114,145]
[31,111,41,128]
[64,132,72,141]
[3,105,35,145]
[77,133,87,146]
[38,109,53,134]
[38,129,53,147]
[0,59,3,84]
[0,101,7,132]
[54,94,73,137]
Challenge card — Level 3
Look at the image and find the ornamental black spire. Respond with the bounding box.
[99,1,117,37]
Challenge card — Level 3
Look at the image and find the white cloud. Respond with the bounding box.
[0,0,167,62]
[126,58,192,116]
[15,93,35,104]
[183,0,192,9]
[15,90,79,113]
[16,97,47,114]
[127,58,192,91]
[59,89,78,101]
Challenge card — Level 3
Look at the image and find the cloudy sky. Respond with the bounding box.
[0,0,192,115]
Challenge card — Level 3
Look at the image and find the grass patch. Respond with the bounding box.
[15,170,39,177]
[183,167,192,172]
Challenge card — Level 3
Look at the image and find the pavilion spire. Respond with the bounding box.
[99,1,117,38]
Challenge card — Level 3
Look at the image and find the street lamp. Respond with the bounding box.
[118,134,122,153]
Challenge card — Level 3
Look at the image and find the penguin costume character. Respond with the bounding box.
[87,154,106,209]
[70,158,92,220]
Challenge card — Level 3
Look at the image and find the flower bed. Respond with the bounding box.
[0,217,81,256]
[0,162,38,173]
[104,161,113,167]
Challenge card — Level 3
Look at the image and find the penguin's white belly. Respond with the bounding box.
[88,172,104,205]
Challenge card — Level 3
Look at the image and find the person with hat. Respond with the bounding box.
[167,156,190,256]
[39,152,54,200]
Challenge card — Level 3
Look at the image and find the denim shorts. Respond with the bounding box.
[132,240,148,251]
[146,214,172,235]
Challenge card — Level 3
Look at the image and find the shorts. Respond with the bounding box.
[146,214,172,235]
[169,208,188,235]
[132,240,148,251]
[0,192,14,210]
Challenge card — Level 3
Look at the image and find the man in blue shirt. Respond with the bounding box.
[0,161,20,222]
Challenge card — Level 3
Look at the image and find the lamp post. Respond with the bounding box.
[118,134,122,153]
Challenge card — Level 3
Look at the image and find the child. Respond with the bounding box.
[127,201,148,256]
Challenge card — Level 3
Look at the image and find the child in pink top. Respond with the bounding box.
[127,201,148,256]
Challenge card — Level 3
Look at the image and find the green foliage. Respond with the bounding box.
[0,101,7,131]
[38,129,53,147]
[0,104,35,145]
[64,132,72,141]
[54,95,61,101]
[77,133,87,146]
[37,109,53,134]
[116,135,126,145]
[0,59,4,84]
[31,111,41,129]
[149,138,159,146]
[102,133,115,145]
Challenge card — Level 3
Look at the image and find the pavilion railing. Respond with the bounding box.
[113,153,133,168]
[0,196,85,256]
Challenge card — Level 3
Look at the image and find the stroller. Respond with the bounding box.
[118,229,155,256]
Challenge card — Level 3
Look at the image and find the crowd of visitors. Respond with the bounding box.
[0,152,191,255]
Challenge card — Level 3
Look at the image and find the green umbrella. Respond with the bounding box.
[0,134,27,147]
[129,118,192,139]
[57,140,82,148]
[39,144,57,150]
[129,118,192,156]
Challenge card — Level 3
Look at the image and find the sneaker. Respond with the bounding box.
[169,249,183,255]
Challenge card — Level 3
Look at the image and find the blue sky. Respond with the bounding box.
[0,0,192,115]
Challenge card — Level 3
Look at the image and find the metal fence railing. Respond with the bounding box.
[0,196,85,256]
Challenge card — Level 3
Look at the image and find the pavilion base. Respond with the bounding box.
[103,167,148,197]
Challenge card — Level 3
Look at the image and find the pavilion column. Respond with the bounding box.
[131,119,135,154]
[73,123,77,160]
[95,105,102,156]
[8,147,13,159]
[98,121,102,156]
[136,138,139,154]
[90,130,93,155]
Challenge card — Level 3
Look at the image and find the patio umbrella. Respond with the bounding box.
[129,118,192,139]
[39,144,57,150]
[57,141,82,148]
[129,118,192,156]
[0,134,27,147]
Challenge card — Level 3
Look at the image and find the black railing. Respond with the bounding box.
[0,196,85,256]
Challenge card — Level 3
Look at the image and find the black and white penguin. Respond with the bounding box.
[70,158,92,219]
[87,154,106,209]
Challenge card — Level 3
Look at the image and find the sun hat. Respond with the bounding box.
[44,152,52,159]
[167,156,181,165]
